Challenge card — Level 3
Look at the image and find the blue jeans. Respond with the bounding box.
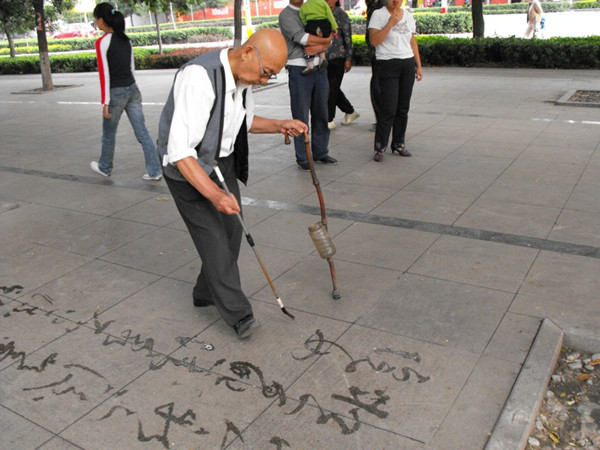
[287,66,330,163]
[99,83,161,177]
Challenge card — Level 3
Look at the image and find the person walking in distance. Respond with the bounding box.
[157,29,307,339]
[90,2,162,181]
[325,0,360,130]
[369,0,422,162]
[525,0,543,38]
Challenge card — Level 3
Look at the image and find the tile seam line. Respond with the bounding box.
[2,165,599,260]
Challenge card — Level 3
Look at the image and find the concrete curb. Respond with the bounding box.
[485,318,564,450]
[555,89,600,108]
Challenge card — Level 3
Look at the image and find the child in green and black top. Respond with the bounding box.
[299,0,338,74]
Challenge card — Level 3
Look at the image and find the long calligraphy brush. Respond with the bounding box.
[213,166,295,320]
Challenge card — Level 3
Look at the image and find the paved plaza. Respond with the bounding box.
[1,65,599,449]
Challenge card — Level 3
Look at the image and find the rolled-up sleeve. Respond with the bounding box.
[166,65,215,165]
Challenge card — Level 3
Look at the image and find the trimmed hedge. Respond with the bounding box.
[3,35,599,74]
[573,0,600,8]
[352,34,600,69]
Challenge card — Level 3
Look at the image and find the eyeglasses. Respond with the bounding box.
[252,46,277,80]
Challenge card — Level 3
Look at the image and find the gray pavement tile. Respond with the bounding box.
[454,137,529,159]
[478,178,574,209]
[252,258,401,323]
[299,180,398,214]
[404,155,512,199]
[473,126,541,146]
[549,208,600,247]
[488,118,549,133]
[0,172,68,202]
[230,398,426,449]
[0,302,78,372]
[248,210,350,255]
[409,235,538,293]
[428,355,521,450]
[0,245,92,299]
[588,148,600,167]
[164,258,201,285]
[533,128,600,150]
[0,326,153,433]
[333,222,439,272]
[564,184,600,213]
[100,227,196,276]
[358,274,514,354]
[0,237,38,258]
[337,153,440,190]
[454,198,562,239]
[92,277,219,355]
[500,158,586,185]
[43,217,158,258]
[58,362,278,449]
[239,245,308,298]
[519,251,600,301]
[519,143,595,165]
[483,313,542,364]
[25,259,160,323]
[111,194,180,227]
[170,302,350,385]
[405,135,463,157]
[578,165,600,185]
[371,189,474,225]
[21,181,158,217]
[0,405,57,449]
[284,325,479,443]
[37,436,83,449]
[241,172,318,204]
[238,203,279,228]
[0,203,99,246]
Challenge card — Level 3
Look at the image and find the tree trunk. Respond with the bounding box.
[472,0,484,38]
[33,0,53,90]
[3,22,15,58]
[154,11,163,53]
[234,0,242,47]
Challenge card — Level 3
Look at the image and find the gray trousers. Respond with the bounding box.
[164,154,252,327]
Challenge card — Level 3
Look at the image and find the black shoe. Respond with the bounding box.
[318,59,328,73]
[297,161,310,171]
[233,315,261,340]
[193,296,213,307]
[316,155,338,165]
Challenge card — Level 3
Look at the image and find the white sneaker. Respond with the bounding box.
[142,173,162,181]
[341,111,360,125]
[328,121,336,130]
[90,161,109,177]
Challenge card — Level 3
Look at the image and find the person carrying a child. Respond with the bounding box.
[299,0,338,74]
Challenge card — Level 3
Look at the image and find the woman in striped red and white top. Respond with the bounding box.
[90,2,162,181]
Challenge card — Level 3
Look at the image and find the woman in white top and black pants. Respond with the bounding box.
[369,0,423,162]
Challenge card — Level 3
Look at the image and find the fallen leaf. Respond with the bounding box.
[589,358,600,366]
[578,374,592,382]
[548,431,560,444]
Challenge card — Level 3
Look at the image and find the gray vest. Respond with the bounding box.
[157,50,249,184]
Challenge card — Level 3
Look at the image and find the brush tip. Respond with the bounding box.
[281,307,295,319]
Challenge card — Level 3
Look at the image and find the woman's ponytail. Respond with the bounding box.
[93,2,129,41]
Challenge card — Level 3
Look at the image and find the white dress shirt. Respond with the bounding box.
[165,49,256,166]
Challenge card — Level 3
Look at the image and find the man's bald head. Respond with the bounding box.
[245,28,288,72]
